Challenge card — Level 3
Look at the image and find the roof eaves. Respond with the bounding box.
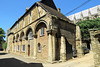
[51,14,76,26]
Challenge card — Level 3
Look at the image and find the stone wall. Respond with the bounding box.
[54,19,76,60]
[89,29,100,67]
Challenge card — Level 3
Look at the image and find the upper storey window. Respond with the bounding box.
[40,27,45,36]
[23,35,25,40]
[28,31,33,40]
[18,37,20,42]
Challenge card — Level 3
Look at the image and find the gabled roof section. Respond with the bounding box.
[38,2,70,21]
[40,0,57,10]
[10,0,71,30]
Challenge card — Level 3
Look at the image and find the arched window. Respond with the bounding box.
[23,35,25,40]
[18,37,20,42]
[20,32,25,41]
[13,36,15,43]
[28,31,33,40]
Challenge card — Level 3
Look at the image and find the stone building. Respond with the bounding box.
[6,0,82,63]
[89,29,100,67]
[67,5,100,24]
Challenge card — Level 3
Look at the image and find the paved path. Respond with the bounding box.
[0,51,94,67]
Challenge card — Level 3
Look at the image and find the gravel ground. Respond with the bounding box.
[0,51,94,67]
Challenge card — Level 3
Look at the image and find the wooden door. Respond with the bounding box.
[28,45,30,56]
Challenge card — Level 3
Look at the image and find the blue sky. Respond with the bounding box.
[0,0,100,40]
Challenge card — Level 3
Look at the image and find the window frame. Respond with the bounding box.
[22,45,25,52]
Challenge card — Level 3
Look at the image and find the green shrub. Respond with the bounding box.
[77,17,100,41]
[2,42,7,50]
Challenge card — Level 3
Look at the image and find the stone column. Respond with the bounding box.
[25,36,28,57]
[52,31,56,61]
[48,32,53,63]
[33,35,37,59]
[12,42,14,53]
[19,39,22,54]
[47,30,56,63]
[15,39,17,53]
[60,35,66,62]
[76,26,84,57]
[89,29,100,67]
[30,39,33,57]
[7,37,10,53]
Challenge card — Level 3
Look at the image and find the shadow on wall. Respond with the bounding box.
[65,38,73,60]
[0,58,44,67]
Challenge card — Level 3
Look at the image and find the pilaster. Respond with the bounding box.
[47,29,57,63]
[33,35,37,59]
[60,35,66,62]
[25,36,28,57]
[76,26,84,57]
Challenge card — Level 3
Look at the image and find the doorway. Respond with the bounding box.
[28,45,30,56]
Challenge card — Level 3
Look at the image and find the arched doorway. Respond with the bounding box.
[26,28,33,56]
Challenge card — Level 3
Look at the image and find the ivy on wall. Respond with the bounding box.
[77,17,100,41]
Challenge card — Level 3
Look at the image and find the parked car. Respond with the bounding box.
[73,49,77,57]
[82,46,89,54]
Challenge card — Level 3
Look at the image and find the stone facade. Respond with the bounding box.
[6,0,81,63]
[89,29,100,67]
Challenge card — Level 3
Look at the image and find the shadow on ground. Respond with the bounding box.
[0,53,7,55]
[0,58,44,67]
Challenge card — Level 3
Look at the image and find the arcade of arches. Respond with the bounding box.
[6,0,83,63]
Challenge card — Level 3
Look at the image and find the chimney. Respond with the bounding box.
[26,7,29,12]
[18,18,19,20]
[57,8,61,12]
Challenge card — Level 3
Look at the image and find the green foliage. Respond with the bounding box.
[77,17,100,41]
[0,28,5,42]
[2,42,7,50]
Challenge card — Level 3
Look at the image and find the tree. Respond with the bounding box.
[2,42,7,51]
[0,28,5,50]
[77,17,100,41]
[0,28,5,42]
